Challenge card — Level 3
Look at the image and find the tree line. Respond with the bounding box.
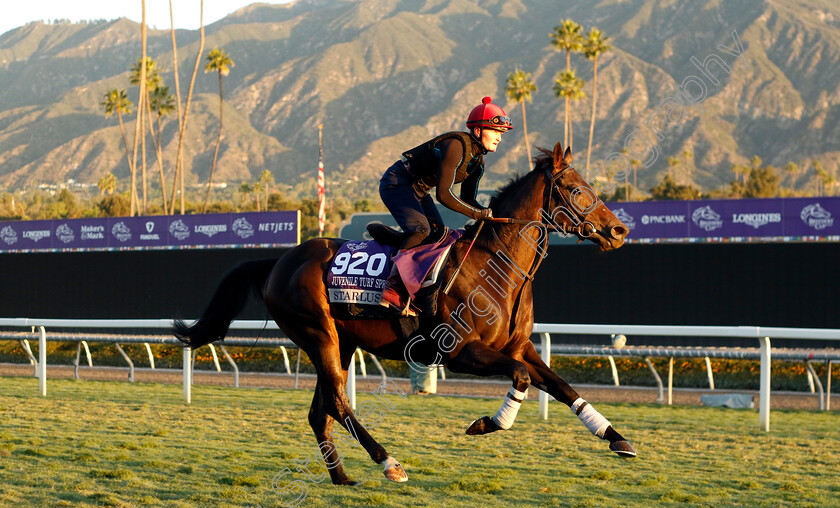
[505,19,611,174]
[100,1,236,218]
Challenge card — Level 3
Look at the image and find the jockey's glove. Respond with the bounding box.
[473,207,493,221]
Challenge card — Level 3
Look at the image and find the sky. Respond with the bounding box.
[0,0,296,37]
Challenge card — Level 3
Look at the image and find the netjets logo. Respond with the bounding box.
[612,208,635,229]
[56,224,74,244]
[732,212,781,229]
[800,203,834,230]
[1,225,17,245]
[232,217,254,239]
[111,221,131,242]
[344,241,369,252]
[169,220,189,240]
[692,206,723,232]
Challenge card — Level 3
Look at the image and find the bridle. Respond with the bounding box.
[487,163,600,242]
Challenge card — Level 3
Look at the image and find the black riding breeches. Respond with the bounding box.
[379,161,443,250]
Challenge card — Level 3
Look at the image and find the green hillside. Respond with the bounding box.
[0,0,837,202]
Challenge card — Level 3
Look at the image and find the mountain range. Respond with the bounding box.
[0,0,838,202]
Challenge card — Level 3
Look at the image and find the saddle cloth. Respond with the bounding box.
[326,230,462,318]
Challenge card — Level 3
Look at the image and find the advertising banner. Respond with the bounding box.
[0,211,300,253]
[605,196,840,242]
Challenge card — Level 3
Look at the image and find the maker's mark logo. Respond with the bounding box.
[800,203,834,230]
[56,224,74,244]
[692,206,723,232]
[232,217,254,239]
[0,225,17,245]
[612,208,635,229]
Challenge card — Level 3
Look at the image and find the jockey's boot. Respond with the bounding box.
[379,261,417,317]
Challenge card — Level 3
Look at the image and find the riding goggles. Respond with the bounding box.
[488,115,512,128]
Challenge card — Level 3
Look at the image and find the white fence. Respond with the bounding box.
[1,318,839,431]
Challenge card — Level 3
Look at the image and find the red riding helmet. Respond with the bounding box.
[466,96,513,131]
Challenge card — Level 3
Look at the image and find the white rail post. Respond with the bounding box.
[280,346,291,375]
[183,347,192,405]
[704,357,715,390]
[357,348,367,378]
[667,357,675,405]
[539,333,550,420]
[347,352,356,410]
[608,356,620,386]
[208,344,222,372]
[38,326,46,397]
[144,343,155,369]
[759,336,771,432]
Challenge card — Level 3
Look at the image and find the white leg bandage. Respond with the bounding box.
[571,397,611,439]
[491,388,526,430]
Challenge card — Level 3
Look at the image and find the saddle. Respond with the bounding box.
[326,224,459,320]
[365,222,449,247]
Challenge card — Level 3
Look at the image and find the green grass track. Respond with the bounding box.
[1,377,839,507]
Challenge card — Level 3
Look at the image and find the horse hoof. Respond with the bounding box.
[383,463,408,482]
[466,416,501,436]
[609,440,637,458]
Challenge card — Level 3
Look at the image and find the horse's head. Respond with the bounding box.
[540,142,628,251]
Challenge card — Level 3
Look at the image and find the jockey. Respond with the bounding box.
[379,96,513,313]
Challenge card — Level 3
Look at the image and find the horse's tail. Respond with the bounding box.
[172,259,277,349]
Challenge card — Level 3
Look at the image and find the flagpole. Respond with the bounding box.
[318,124,325,238]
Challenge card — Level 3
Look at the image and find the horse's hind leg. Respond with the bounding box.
[308,381,357,486]
[518,342,636,457]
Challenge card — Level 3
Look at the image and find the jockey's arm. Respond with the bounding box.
[459,162,483,209]
[435,138,484,220]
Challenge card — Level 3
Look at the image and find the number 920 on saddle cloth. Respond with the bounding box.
[326,231,462,319]
[326,240,395,310]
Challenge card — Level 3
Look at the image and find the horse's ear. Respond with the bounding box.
[563,147,572,165]
[552,142,564,168]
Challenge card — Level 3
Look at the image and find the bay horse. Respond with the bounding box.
[174,142,634,485]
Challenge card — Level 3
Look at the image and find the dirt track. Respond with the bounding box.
[1,363,830,411]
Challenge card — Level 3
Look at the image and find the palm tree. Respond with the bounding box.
[784,162,800,193]
[170,0,205,215]
[550,19,584,148]
[98,172,117,196]
[253,181,263,212]
[100,89,134,183]
[505,69,537,167]
[681,150,694,184]
[583,28,611,174]
[128,0,148,216]
[167,0,184,215]
[667,156,680,180]
[130,57,162,214]
[238,182,252,208]
[813,160,833,196]
[552,70,585,152]
[202,47,235,213]
[149,86,175,211]
[259,169,275,207]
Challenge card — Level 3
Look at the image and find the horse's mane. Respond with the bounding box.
[462,148,554,237]
[488,148,554,209]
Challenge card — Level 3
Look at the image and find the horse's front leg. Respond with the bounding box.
[518,342,636,457]
[446,340,531,436]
